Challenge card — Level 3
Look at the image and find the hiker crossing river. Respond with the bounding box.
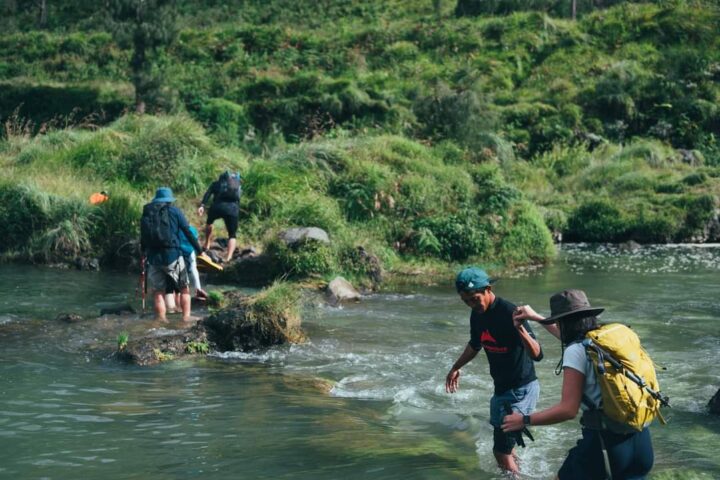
[0,244,718,479]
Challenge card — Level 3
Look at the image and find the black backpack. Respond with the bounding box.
[217,171,241,202]
[141,203,175,249]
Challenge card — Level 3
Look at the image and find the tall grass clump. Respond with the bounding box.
[0,182,53,255]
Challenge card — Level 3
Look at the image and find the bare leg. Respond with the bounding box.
[180,287,195,322]
[153,290,167,322]
[203,224,213,250]
[494,450,519,476]
[226,237,237,262]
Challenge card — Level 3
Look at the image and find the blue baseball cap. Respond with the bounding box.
[455,267,494,293]
[152,187,175,203]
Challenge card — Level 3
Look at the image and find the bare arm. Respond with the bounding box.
[445,344,479,393]
[513,305,561,340]
[501,367,584,431]
[516,322,543,361]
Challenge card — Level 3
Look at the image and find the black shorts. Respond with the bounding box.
[558,427,653,480]
[207,202,239,238]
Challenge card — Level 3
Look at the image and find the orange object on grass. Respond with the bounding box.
[89,192,109,205]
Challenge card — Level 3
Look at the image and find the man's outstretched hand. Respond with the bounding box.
[445,369,460,393]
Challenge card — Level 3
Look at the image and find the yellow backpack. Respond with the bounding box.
[582,323,669,432]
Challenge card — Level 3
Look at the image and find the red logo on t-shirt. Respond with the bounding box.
[480,329,508,353]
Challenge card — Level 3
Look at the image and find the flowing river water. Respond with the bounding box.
[1,245,719,479]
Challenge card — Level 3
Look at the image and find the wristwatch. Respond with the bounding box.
[523,414,531,425]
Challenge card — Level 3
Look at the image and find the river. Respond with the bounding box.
[1,244,719,479]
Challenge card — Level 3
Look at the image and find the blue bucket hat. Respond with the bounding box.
[152,187,175,203]
[455,267,494,293]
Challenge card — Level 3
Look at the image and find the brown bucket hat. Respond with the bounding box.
[539,289,605,325]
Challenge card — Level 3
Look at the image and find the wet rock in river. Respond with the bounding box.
[326,276,361,306]
[709,388,720,415]
[56,313,84,323]
[100,303,136,316]
[115,324,208,366]
[203,294,306,352]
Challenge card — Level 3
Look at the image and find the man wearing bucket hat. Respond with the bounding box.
[445,267,544,475]
[502,290,655,479]
[141,187,203,322]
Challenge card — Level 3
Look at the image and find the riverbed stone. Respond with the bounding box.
[279,227,330,246]
[115,324,208,366]
[326,276,361,306]
[56,313,84,323]
[99,303,136,316]
[709,388,720,415]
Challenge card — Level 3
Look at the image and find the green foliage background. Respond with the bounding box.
[0,0,718,285]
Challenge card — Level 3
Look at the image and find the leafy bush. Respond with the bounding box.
[0,183,52,253]
[90,192,142,266]
[264,236,337,278]
[412,213,492,261]
[196,98,251,147]
[495,202,556,265]
[566,198,629,242]
[0,80,131,132]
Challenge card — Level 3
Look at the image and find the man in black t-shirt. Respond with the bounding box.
[445,266,544,476]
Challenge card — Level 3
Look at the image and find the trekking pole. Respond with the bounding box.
[584,340,671,408]
[140,255,146,315]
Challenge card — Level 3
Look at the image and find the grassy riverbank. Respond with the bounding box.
[0,0,719,286]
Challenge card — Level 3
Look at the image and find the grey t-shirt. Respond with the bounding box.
[562,342,602,410]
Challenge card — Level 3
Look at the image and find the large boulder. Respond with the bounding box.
[203,293,305,351]
[218,253,282,286]
[279,227,330,246]
[709,388,720,415]
[326,277,361,306]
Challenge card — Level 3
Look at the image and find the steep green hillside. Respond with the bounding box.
[0,0,718,283]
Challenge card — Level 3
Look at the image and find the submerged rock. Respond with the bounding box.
[326,277,361,306]
[115,324,208,366]
[709,388,720,415]
[100,303,136,316]
[56,313,84,323]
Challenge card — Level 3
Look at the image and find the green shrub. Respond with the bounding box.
[566,198,629,242]
[0,80,131,132]
[628,208,679,243]
[532,144,591,178]
[674,194,717,241]
[412,213,492,261]
[470,163,521,212]
[681,172,707,186]
[264,237,337,279]
[0,183,52,252]
[90,192,142,265]
[196,98,251,147]
[496,202,555,265]
[611,171,656,193]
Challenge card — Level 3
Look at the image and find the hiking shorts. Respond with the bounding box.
[148,257,189,293]
[489,379,540,454]
[558,427,653,480]
[207,202,239,239]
